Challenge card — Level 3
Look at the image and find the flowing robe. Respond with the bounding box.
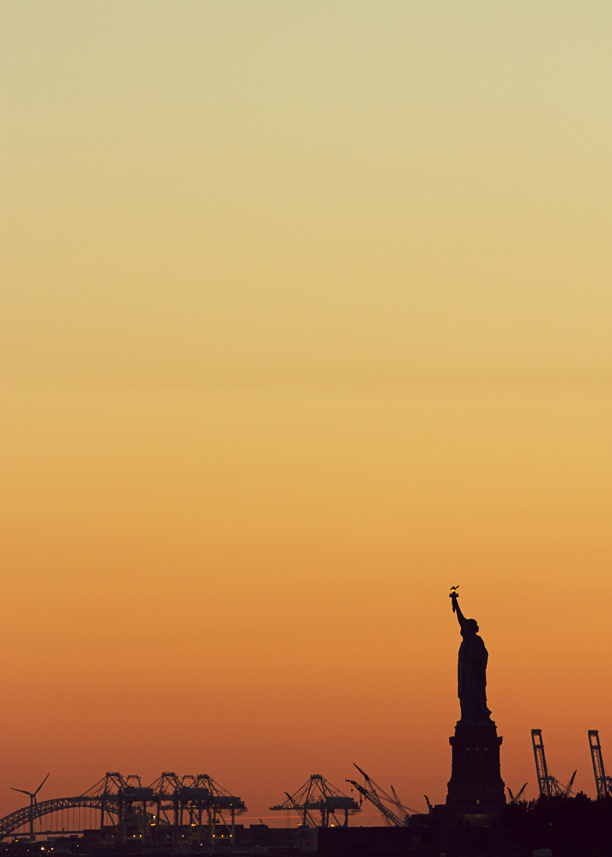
[458,632,490,722]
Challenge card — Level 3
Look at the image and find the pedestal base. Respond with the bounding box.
[446,719,505,814]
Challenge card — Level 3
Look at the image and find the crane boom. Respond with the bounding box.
[346,780,402,827]
[531,730,575,797]
[588,730,612,798]
[347,764,416,827]
[532,729,552,796]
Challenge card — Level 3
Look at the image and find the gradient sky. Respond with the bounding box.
[2,1,612,825]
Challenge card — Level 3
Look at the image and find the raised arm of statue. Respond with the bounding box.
[454,599,468,630]
[450,589,468,630]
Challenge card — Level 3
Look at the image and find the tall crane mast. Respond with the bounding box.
[531,730,576,797]
[588,730,612,798]
[532,730,552,796]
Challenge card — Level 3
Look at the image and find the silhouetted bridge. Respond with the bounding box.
[0,773,246,845]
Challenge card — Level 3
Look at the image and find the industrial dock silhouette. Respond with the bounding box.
[2,591,611,856]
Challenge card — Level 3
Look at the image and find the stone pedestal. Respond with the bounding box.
[446,719,505,814]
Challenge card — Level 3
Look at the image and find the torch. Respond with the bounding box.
[449,585,459,612]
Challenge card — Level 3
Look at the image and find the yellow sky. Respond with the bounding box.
[2,0,612,823]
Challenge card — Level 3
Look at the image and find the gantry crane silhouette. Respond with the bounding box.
[270,774,359,828]
[531,730,576,797]
[588,730,612,798]
[1,771,246,845]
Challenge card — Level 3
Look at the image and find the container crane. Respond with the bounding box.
[270,775,360,828]
[531,730,576,797]
[588,730,612,798]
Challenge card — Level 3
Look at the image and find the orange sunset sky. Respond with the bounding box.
[2,1,612,825]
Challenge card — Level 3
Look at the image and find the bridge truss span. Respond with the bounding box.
[0,796,120,841]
